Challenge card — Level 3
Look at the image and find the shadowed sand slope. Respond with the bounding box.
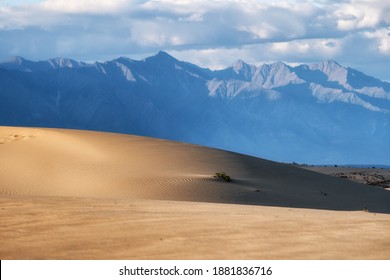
[1,126,390,260]
[0,126,390,213]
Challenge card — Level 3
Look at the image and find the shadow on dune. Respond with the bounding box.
[149,156,390,214]
[1,126,389,214]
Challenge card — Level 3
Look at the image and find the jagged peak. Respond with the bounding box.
[231,59,255,78]
[156,50,173,57]
[269,61,289,68]
[308,60,349,85]
[3,56,27,65]
[232,59,247,69]
[310,60,345,72]
[271,61,287,66]
[48,57,73,62]
[47,57,79,68]
[145,51,177,63]
[322,59,342,67]
[256,61,290,75]
[0,56,34,71]
[114,57,137,67]
[116,56,135,63]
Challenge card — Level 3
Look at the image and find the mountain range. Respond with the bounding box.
[1,51,389,164]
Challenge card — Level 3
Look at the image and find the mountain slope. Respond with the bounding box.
[1,52,389,164]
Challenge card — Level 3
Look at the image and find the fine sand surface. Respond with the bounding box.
[1,126,390,259]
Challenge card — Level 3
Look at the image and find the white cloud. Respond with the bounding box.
[40,0,131,14]
[0,0,389,80]
[270,38,342,58]
[334,0,390,31]
[363,28,390,55]
[178,13,204,22]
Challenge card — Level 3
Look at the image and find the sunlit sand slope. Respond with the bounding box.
[1,126,390,259]
[0,126,389,212]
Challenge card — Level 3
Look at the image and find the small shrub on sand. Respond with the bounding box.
[214,172,232,182]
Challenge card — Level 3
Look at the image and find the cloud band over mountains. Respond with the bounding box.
[1,0,389,80]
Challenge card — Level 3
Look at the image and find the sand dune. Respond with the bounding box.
[1,126,390,259]
[1,126,389,211]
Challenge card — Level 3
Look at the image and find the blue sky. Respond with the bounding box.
[1,0,389,81]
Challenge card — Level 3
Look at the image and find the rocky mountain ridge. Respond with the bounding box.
[1,52,389,164]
